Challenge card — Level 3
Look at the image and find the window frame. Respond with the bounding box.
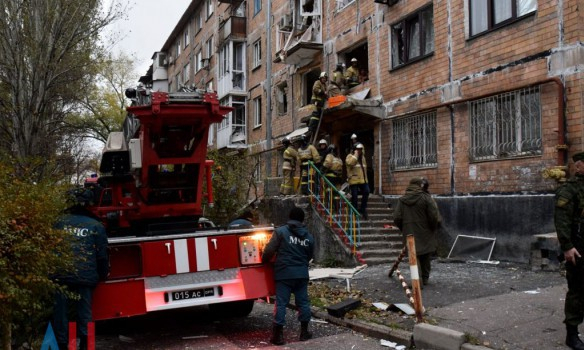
[390,4,434,69]
[183,27,190,48]
[253,96,262,128]
[206,0,214,19]
[390,111,438,170]
[252,40,262,69]
[276,82,288,115]
[468,0,537,38]
[468,86,542,162]
[195,50,203,72]
[254,0,261,15]
[183,62,190,85]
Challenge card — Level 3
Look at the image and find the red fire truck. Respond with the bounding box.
[86,85,275,320]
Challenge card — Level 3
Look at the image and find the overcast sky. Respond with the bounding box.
[106,0,192,76]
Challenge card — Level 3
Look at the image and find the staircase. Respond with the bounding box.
[356,195,404,266]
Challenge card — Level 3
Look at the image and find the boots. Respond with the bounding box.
[270,324,285,345]
[299,321,312,341]
[566,325,584,350]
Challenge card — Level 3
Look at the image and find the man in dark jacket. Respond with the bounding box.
[555,151,584,350]
[262,207,315,345]
[393,177,441,286]
[52,189,109,350]
[228,209,255,229]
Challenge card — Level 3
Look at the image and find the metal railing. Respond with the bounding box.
[305,161,361,253]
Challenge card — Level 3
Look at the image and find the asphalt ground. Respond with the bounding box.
[315,259,568,349]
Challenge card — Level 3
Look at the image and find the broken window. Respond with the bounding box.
[276,82,288,115]
[303,69,320,106]
[339,42,369,87]
[391,111,437,170]
[469,0,537,37]
[469,86,542,161]
[391,5,434,68]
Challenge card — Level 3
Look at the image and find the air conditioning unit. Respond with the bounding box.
[279,14,293,30]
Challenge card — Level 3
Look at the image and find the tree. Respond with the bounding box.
[0,159,74,349]
[0,0,125,179]
[66,52,137,144]
[205,149,261,226]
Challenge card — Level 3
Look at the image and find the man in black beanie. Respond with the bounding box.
[262,207,315,345]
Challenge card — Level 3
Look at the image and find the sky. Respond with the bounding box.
[105,0,192,77]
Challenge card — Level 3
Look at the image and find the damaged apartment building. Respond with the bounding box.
[142,0,583,263]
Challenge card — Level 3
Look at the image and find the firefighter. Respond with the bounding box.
[297,135,321,195]
[344,58,360,88]
[262,207,315,345]
[345,143,369,220]
[308,72,328,139]
[280,138,298,195]
[52,188,109,350]
[321,144,344,213]
[328,64,345,97]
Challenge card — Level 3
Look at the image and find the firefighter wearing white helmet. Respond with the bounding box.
[345,142,369,220]
[345,58,359,88]
[309,72,328,138]
[280,138,298,195]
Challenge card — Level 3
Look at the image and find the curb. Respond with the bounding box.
[310,307,494,350]
[310,307,412,346]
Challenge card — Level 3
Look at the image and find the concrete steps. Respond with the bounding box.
[334,194,404,266]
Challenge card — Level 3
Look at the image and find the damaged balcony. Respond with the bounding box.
[218,15,246,47]
[274,0,322,67]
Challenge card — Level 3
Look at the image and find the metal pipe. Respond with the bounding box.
[407,234,424,323]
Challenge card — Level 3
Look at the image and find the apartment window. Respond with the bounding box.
[176,41,181,57]
[195,10,202,32]
[206,37,213,58]
[175,73,181,91]
[391,5,434,68]
[469,86,541,161]
[206,0,214,19]
[219,45,229,77]
[303,69,320,106]
[184,27,189,48]
[336,0,355,11]
[253,97,262,127]
[469,0,537,37]
[391,111,437,170]
[231,96,246,143]
[254,0,261,15]
[183,63,190,84]
[276,82,288,115]
[195,50,202,72]
[252,40,261,69]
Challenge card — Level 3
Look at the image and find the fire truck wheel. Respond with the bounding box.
[209,300,255,318]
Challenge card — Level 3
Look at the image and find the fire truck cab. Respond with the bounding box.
[87,85,275,320]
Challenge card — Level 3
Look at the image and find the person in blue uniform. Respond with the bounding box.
[262,207,315,345]
[52,188,109,350]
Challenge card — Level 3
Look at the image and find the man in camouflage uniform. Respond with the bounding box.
[280,138,298,195]
[555,151,584,350]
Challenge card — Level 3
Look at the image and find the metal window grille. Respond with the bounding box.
[391,111,437,169]
[469,86,541,161]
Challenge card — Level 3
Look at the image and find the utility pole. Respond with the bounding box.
[265,0,273,176]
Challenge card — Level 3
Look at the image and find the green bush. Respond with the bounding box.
[0,160,74,348]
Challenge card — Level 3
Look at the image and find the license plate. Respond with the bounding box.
[169,287,215,301]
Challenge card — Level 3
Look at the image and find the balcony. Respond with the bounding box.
[218,16,246,46]
[274,5,322,67]
[217,123,247,149]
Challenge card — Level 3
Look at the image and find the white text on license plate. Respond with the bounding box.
[170,287,215,301]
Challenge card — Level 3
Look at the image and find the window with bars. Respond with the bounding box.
[391,5,434,68]
[469,0,537,37]
[469,86,541,161]
[391,111,437,170]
